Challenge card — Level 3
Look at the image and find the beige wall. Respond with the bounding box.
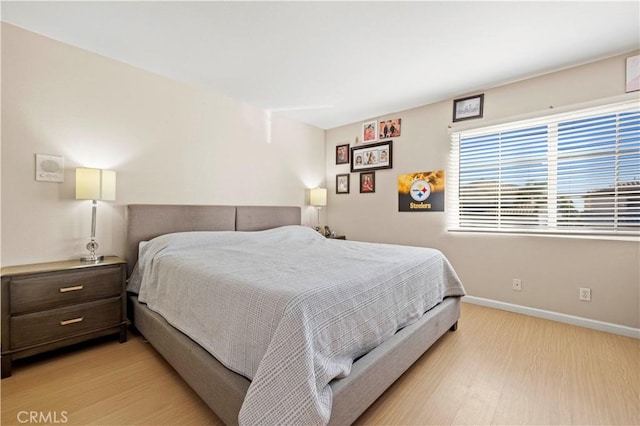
[1,23,326,266]
[2,23,638,329]
[326,52,640,329]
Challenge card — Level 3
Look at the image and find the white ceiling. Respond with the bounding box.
[2,1,639,129]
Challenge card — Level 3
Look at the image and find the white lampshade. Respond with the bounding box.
[75,168,116,201]
[310,188,327,207]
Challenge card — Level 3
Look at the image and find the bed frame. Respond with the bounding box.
[126,204,461,425]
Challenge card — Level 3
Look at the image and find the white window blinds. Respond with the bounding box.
[448,100,640,237]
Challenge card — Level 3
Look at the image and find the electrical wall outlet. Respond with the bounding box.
[512,278,522,291]
[579,287,592,302]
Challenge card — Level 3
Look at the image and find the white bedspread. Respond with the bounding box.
[131,225,465,425]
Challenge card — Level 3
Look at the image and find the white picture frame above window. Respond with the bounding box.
[35,154,64,182]
[453,94,484,122]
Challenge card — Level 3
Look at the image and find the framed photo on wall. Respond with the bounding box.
[453,94,484,122]
[362,120,377,143]
[336,144,350,164]
[360,172,375,193]
[351,140,392,172]
[378,118,401,139]
[336,174,350,194]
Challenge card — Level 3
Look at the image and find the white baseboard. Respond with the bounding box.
[462,295,640,339]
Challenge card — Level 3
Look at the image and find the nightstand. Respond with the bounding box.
[1,256,128,378]
[327,235,346,240]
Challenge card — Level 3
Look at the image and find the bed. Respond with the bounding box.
[125,204,465,425]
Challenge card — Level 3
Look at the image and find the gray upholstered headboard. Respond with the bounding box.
[125,204,301,275]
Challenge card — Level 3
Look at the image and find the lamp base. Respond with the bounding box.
[81,254,104,263]
[81,239,102,263]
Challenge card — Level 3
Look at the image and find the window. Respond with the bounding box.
[448,100,640,237]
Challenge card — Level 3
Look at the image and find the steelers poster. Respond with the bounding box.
[398,170,445,212]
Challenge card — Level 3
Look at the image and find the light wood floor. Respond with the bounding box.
[1,303,638,425]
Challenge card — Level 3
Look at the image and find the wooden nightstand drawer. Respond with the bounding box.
[10,266,122,314]
[10,297,121,349]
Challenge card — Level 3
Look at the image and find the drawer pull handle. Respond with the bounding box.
[60,317,84,326]
[59,285,84,293]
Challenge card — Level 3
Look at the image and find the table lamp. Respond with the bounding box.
[75,168,116,262]
[310,187,327,231]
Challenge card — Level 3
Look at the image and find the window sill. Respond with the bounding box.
[447,228,640,242]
